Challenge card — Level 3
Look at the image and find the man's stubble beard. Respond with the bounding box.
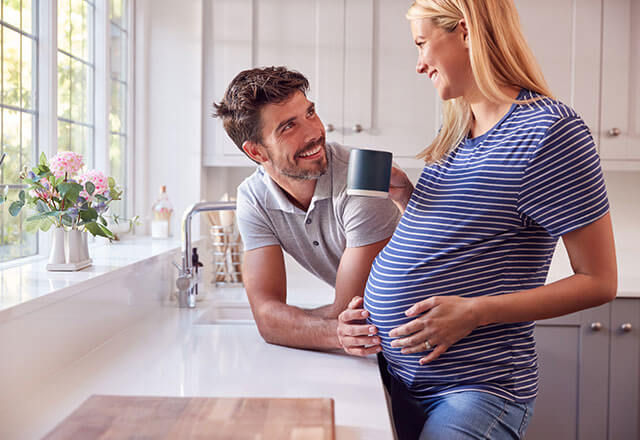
[266,139,328,181]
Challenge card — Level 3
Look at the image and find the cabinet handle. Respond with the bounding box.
[590,322,603,331]
[620,323,632,332]
[326,123,335,133]
[607,127,621,137]
[353,124,363,133]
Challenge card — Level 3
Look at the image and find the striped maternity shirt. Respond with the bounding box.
[364,90,609,403]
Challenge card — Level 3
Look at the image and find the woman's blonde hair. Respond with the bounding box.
[406,0,554,163]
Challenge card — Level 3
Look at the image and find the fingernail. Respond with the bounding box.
[368,326,376,333]
[373,337,380,344]
[361,311,367,317]
[401,348,407,354]
[406,308,415,316]
[390,341,399,348]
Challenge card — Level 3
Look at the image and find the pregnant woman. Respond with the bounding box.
[337,0,617,439]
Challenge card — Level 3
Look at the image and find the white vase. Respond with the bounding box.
[46,228,92,271]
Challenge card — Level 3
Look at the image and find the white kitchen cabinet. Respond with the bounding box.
[598,0,640,169]
[203,0,439,168]
[514,0,602,138]
[203,0,346,166]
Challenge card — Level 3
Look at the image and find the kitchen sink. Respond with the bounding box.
[195,303,255,325]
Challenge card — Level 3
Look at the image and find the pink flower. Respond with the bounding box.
[77,169,109,201]
[50,151,84,178]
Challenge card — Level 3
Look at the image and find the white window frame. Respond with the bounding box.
[30,0,135,260]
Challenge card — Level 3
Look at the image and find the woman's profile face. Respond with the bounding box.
[410,18,474,101]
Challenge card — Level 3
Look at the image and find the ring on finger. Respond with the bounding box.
[424,340,433,350]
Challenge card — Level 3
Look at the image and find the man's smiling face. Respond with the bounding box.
[257,91,328,180]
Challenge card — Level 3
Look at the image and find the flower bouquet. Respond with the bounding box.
[8,151,138,270]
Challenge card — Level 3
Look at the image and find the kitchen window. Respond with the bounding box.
[0,0,133,264]
[0,0,38,262]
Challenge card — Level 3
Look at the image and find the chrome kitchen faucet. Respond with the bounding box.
[177,201,236,308]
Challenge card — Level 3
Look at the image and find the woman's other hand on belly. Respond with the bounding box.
[388,296,483,365]
[337,296,382,356]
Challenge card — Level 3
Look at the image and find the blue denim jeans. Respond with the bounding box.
[378,355,535,440]
[418,390,535,440]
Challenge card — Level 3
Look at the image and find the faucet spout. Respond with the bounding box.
[178,200,236,308]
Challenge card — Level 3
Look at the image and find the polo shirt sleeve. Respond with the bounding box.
[517,116,609,237]
[341,195,401,248]
[236,187,281,251]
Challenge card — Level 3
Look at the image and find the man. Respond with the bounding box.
[212,66,400,350]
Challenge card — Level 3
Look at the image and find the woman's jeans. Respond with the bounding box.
[378,354,535,440]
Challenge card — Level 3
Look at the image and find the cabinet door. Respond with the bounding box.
[513,0,602,139]
[342,0,438,167]
[526,305,609,440]
[609,298,640,440]
[599,0,640,165]
[203,0,345,166]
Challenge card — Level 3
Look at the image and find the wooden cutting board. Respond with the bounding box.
[43,395,335,440]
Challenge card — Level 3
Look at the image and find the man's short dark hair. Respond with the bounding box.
[212,66,310,160]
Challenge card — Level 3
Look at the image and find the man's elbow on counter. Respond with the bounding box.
[252,304,282,345]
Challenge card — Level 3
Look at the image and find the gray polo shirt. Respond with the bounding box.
[236,142,401,287]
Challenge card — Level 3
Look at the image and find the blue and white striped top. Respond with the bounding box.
[364,90,609,403]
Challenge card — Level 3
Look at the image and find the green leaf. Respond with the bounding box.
[39,218,53,232]
[108,177,116,189]
[18,190,25,202]
[95,194,108,202]
[61,214,73,227]
[58,182,83,203]
[35,199,49,213]
[25,216,41,233]
[80,207,98,223]
[39,152,47,166]
[85,181,95,195]
[85,221,114,240]
[9,200,24,217]
[99,215,108,226]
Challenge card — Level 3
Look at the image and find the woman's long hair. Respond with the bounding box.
[407,0,554,163]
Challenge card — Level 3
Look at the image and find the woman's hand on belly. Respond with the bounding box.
[337,296,382,356]
[388,296,483,365]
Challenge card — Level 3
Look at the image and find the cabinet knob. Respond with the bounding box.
[353,124,363,133]
[590,322,603,331]
[326,123,335,133]
[620,323,633,332]
[607,127,621,137]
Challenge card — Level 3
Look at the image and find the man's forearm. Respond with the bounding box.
[254,301,341,350]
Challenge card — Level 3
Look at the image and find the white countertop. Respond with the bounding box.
[0,299,392,439]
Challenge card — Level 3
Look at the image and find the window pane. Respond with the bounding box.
[70,0,92,61]
[0,188,37,262]
[70,122,91,159]
[1,0,21,30]
[21,0,33,35]
[57,0,71,53]
[2,26,20,107]
[57,119,71,151]
[57,52,71,119]
[70,57,90,122]
[109,80,126,133]
[109,0,125,29]
[109,24,125,81]
[109,134,126,218]
[1,107,20,183]
[20,111,33,166]
[21,34,35,110]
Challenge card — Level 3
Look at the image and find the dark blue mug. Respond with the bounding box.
[347,148,393,198]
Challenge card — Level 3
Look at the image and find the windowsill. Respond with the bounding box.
[0,235,183,322]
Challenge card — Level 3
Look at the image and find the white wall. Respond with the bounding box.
[135,0,203,237]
